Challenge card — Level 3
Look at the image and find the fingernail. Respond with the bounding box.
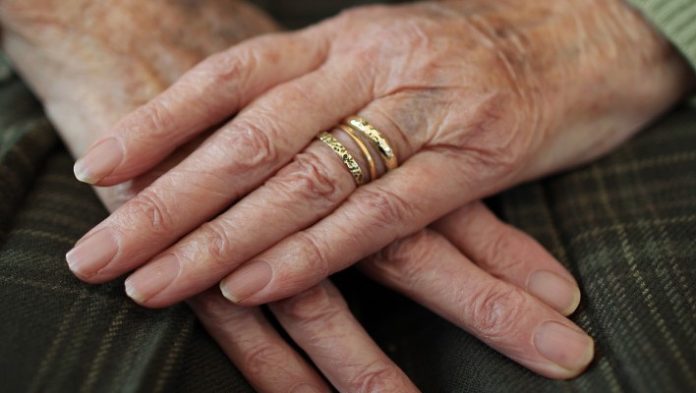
[291,384,321,393]
[66,228,118,278]
[527,270,581,315]
[74,137,123,184]
[534,321,594,372]
[220,261,272,303]
[125,254,180,303]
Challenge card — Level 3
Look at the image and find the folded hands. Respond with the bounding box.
[2,0,692,390]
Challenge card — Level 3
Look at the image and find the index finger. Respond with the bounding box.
[66,59,373,283]
[73,28,330,186]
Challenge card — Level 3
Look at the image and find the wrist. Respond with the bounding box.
[446,0,694,177]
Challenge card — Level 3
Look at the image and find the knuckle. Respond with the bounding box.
[290,232,331,282]
[482,227,514,265]
[387,18,436,50]
[369,230,439,287]
[126,189,175,235]
[196,221,232,264]
[276,79,317,103]
[127,100,175,141]
[275,284,343,324]
[350,361,404,393]
[215,119,279,175]
[428,92,534,184]
[347,42,382,73]
[199,44,258,87]
[479,226,525,275]
[234,121,277,166]
[469,283,528,340]
[352,186,415,229]
[346,15,444,86]
[269,151,347,209]
[242,342,286,376]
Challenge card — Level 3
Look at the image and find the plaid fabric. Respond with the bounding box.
[0,56,253,393]
[1,5,696,393]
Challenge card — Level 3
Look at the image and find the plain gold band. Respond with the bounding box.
[337,124,378,182]
[317,131,365,185]
[344,116,398,171]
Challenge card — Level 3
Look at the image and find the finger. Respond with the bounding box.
[217,86,530,304]
[219,145,490,305]
[360,230,594,379]
[73,28,330,186]
[65,59,373,284]
[119,90,421,307]
[433,201,581,315]
[188,289,330,393]
[269,281,419,393]
[121,101,419,308]
[210,96,439,304]
[122,133,355,307]
[96,133,213,212]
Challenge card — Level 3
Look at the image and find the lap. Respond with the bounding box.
[0,55,694,392]
[346,106,696,392]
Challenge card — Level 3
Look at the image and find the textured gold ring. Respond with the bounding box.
[317,131,365,185]
[337,124,378,182]
[344,116,398,171]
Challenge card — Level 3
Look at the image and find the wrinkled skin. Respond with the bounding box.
[53,1,692,308]
[0,0,279,209]
[1,0,693,390]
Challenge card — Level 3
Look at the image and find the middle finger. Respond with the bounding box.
[65,59,373,283]
[124,132,359,306]
[360,229,594,379]
[121,99,417,307]
[270,281,419,393]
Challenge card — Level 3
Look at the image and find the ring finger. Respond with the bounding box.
[65,56,374,284]
[433,201,581,316]
[188,289,330,393]
[121,100,417,307]
[191,282,418,393]
[360,229,594,379]
[125,129,361,306]
[270,281,418,392]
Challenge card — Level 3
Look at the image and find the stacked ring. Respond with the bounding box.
[317,131,365,185]
[316,116,398,186]
[338,124,378,181]
[344,116,398,171]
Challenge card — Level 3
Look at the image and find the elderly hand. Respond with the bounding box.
[65,0,691,314]
[1,0,605,383]
[8,0,694,386]
[0,0,278,211]
[193,203,596,389]
[1,0,602,383]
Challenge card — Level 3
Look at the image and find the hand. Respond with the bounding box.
[62,0,692,312]
[2,0,595,381]
[194,202,595,386]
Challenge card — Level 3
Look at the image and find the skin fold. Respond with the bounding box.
[55,0,693,310]
[0,0,280,210]
[1,0,692,390]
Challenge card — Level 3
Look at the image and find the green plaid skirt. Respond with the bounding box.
[0,28,695,393]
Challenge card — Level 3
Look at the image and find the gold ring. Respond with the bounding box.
[344,116,398,171]
[317,131,365,185]
[337,124,378,182]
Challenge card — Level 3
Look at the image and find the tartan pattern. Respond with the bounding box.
[1,4,695,392]
[0,61,253,393]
